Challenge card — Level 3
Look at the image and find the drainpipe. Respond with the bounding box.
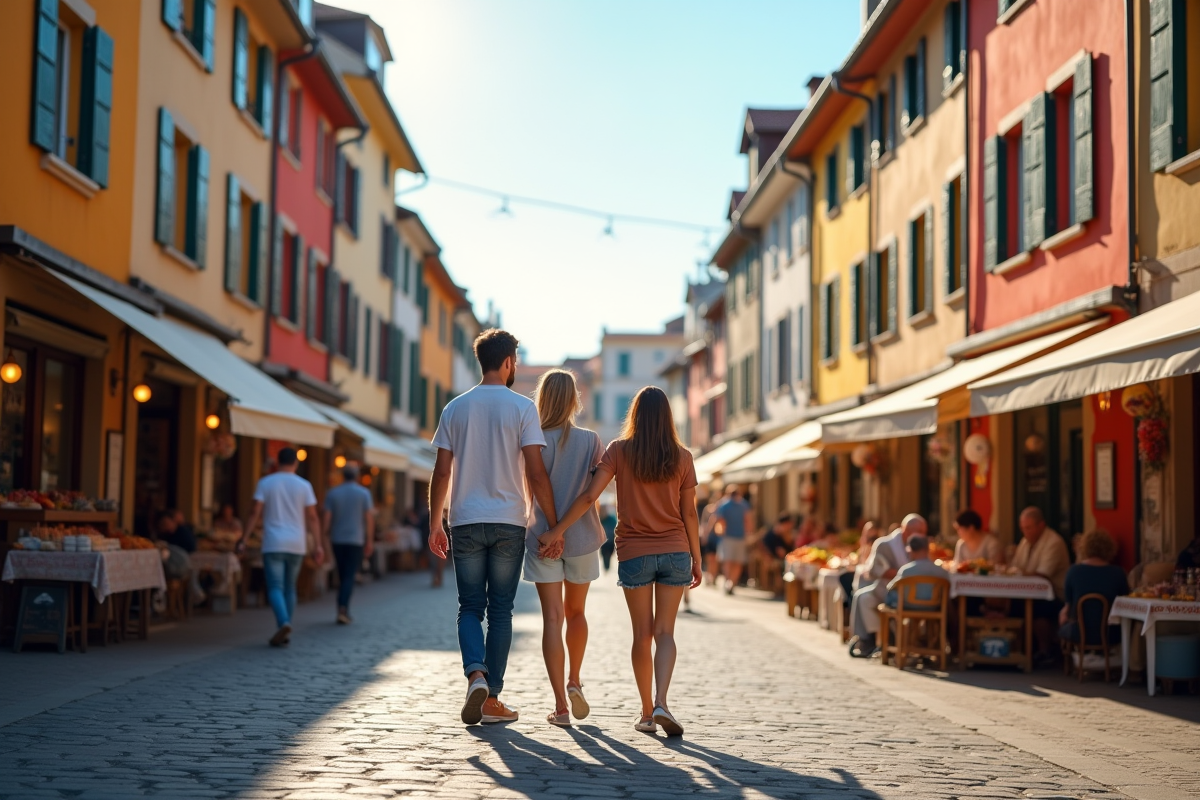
[963,0,972,340]
[264,40,320,358]
[1125,0,1139,313]
[780,156,815,412]
[830,71,876,390]
[325,125,370,385]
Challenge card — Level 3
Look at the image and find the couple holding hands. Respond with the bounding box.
[428,329,701,736]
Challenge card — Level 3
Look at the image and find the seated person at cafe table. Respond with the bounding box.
[1176,529,1200,571]
[759,513,796,562]
[848,513,927,658]
[157,509,197,553]
[1010,506,1070,667]
[885,535,949,609]
[1058,529,1129,646]
[952,509,1003,565]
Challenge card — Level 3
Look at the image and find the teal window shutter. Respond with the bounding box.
[923,210,934,312]
[79,26,114,187]
[232,8,249,111]
[943,2,958,91]
[278,78,290,152]
[902,54,916,127]
[409,340,421,416]
[1022,92,1055,251]
[350,167,361,234]
[1149,0,1187,171]
[305,250,318,339]
[256,45,274,137]
[162,0,181,31]
[830,277,840,358]
[363,308,373,378]
[887,74,897,150]
[290,234,304,322]
[941,182,954,295]
[983,136,1005,271]
[825,148,838,211]
[886,240,898,332]
[324,267,339,349]
[915,37,927,119]
[30,0,59,152]
[908,218,919,316]
[867,251,880,338]
[224,173,242,293]
[155,108,176,246]
[402,246,411,294]
[394,327,406,405]
[247,201,268,304]
[819,284,829,360]
[269,217,283,315]
[1073,55,1095,224]
[197,0,216,71]
[848,260,860,345]
[185,144,209,267]
[959,174,968,288]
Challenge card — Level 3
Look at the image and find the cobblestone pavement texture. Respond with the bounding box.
[0,570,1195,800]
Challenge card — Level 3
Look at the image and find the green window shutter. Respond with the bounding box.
[886,240,898,332]
[305,250,318,339]
[291,234,304,322]
[941,182,954,294]
[390,327,404,408]
[269,217,283,315]
[871,93,884,160]
[334,153,346,222]
[943,2,957,91]
[831,277,840,358]
[959,174,968,289]
[278,76,290,152]
[363,308,373,378]
[1073,55,1095,224]
[825,148,838,211]
[78,26,114,187]
[1022,92,1055,251]
[348,293,359,368]
[923,210,934,312]
[848,261,861,345]
[325,268,340,349]
[185,145,209,267]
[1149,0,1187,171]
[845,130,856,196]
[409,340,421,416]
[162,0,181,31]
[196,0,216,71]
[907,219,919,316]
[402,246,411,294]
[902,54,915,127]
[30,0,59,152]
[819,284,829,360]
[916,37,927,119]
[247,201,269,304]
[257,46,274,137]
[224,173,242,293]
[232,8,249,111]
[887,74,898,151]
[867,251,880,339]
[155,108,176,246]
[983,136,1005,271]
[350,168,361,234]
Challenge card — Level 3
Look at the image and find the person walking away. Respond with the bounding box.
[323,463,375,624]
[240,448,322,647]
[428,329,559,726]
[542,386,702,737]
[713,486,753,594]
[523,369,606,727]
[599,504,617,572]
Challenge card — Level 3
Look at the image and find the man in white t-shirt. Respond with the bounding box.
[429,329,558,726]
[240,447,322,647]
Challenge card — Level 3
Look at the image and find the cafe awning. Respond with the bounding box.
[310,403,410,472]
[395,435,436,481]
[820,320,1106,443]
[692,440,754,484]
[720,421,822,484]
[970,292,1200,417]
[51,271,335,447]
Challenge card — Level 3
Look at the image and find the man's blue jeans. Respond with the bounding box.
[450,523,525,696]
[263,552,304,628]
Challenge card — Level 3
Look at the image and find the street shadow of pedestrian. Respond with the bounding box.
[466,723,883,799]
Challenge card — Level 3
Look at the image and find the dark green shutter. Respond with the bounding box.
[334,153,346,222]
[291,234,304,322]
[887,74,897,151]
[871,93,883,159]
[248,201,269,304]
[943,2,956,91]
[305,250,318,339]
[1149,0,1187,170]
[348,292,359,368]
[224,173,242,293]
[364,308,373,378]
[30,0,59,152]
[959,174,968,289]
[1073,55,1095,224]
[278,77,290,152]
[232,8,249,111]
[186,145,209,267]
[826,148,838,211]
[162,0,181,31]
[819,284,829,360]
[916,37,927,118]
[908,218,919,316]
[941,182,954,295]
[269,217,283,315]
[155,108,176,246]
[867,252,880,339]
[409,340,421,416]
[197,0,216,71]
[886,240,898,332]
[830,277,840,358]
[1023,92,1054,251]
[903,55,915,127]
[257,46,274,137]
[849,261,861,345]
[923,210,934,312]
[324,267,339,349]
[78,27,113,187]
[349,168,360,234]
[983,136,1005,271]
[392,328,405,409]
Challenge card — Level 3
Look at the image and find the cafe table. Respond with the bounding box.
[1109,596,1200,696]
[817,567,850,630]
[951,572,1055,673]
[188,551,242,613]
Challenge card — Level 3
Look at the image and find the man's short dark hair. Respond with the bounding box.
[342,464,359,481]
[907,534,930,552]
[277,447,298,466]
[474,328,519,373]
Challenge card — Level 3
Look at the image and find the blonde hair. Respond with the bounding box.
[534,369,581,447]
[1078,529,1117,563]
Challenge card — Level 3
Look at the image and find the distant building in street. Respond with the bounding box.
[592,319,685,444]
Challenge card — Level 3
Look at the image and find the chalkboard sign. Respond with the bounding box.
[13,584,69,653]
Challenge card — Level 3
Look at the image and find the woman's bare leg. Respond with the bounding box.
[651,583,686,709]
[535,581,568,712]
[622,585,655,719]
[563,581,590,688]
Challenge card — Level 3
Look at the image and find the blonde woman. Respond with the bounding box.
[525,369,607,728]
[542,386,701,737]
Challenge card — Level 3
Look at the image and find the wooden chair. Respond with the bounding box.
[165,578,191,621]
[1061,593,1113,683]
[878,603,897,665]
[886,576,951,671]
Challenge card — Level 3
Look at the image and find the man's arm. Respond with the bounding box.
[305,505,324,564]
[523,444,558,530]
[428,449,453,558]
[238,501,264,552]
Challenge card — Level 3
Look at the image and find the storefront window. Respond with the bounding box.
[0,341,82,494]
[1014,402,1082,546]
[0,348,30,494]
[40,357,79,492]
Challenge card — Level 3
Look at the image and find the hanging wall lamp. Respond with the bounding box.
[0,351,22,384]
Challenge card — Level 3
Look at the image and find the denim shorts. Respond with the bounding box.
[617,552,693,589]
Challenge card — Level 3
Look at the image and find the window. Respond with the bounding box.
[849,260,867,346]
[617,351,631,377]
[279,84,302,160]
[982,122,1024,269]
[222,173,267,303]
[0,339,82,494]
[409,341,423,420]
[310,260,326,342]
[30,2,113,187]
[617,395,633,424]
[783,198,795,263]
[232,8,273,136]
[869,241,898,337]
[942,175,966,296]
[791,184,810,253]
[744,245,759,298]
[726,261,739,312]
[943,1,963,91]
[363,307,372,377]
[907,210,933,318]
[1149,0,1200,169]
[847,124,866,194]
[593,392,603,422]
[293,0,313,28]
[277,229,303,324]
[383,153,391,187]
[768,218,781,275]
[154,108,210,267]
[795,307,805,383]
[902,38,927,130]
[335,154,360,235]
[364,33,383,73]
[314,120,336,199]
[775,316,790,389]
[873,74,898,161]
[380,218,398,280]
[820,278,839,362]
[438,302,447,346]
[163,0,216,70]
[740,354,754,411]
[825,147,839,213]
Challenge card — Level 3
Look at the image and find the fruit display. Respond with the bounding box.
[0,490,116,512]
[12,525,152,552]
[929,542,954,562]
[1129,583,1197,602]
[0,489,54,509]
[956,558,995,575]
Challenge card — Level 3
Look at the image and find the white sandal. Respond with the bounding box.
[653,705,683,737]
[633,716,656,733]
[567,684,590,720]
[547,708,571,727]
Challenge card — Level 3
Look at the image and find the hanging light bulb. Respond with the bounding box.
[0,351,22,384]
[205,414,221,430]
[296,448,308,462]
[334,455,347,469]
[132,384,152,403]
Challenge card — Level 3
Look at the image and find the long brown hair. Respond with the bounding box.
[534,369,581,446]
[618,386,682,483]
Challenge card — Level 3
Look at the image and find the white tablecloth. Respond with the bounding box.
[818,568,849,629]
[3,550,167,602]
[948,573,1055,600]
[1109,596,1200,696]
[188,551,241,594]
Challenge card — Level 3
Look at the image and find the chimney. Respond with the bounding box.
[807,75,824,100]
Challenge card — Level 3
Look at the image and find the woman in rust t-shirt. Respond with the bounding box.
[539,387,701,737]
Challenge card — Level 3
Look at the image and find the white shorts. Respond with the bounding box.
[717,537,748,564]
[523,548,601,584]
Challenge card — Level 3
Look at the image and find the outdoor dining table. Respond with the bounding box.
[817,567,850,630]
[2,549,167,651]
[951,572,1055,673]
[1108,596,1200,696]
[188,551,242,613]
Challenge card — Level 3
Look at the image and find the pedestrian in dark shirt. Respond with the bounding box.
[323,464,375,625]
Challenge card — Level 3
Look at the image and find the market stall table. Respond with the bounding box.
[951,573,1055,673]
[1109,596,1200,696]
[3,549,166,651]
[818,567,850,630]
[783,558,823,618]
[188,551,242,613]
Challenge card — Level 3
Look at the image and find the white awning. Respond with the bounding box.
[310,403,409,472]
[970,293,1200,417]
[51,271,335,447]
[395,435,436,481]
[721,421,822,484]
[692,439,753,484]
[820,320,1105,443]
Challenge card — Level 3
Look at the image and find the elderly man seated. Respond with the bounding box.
[847,513,927,658]
[886,535,949,609]
[1011,506,1070,667]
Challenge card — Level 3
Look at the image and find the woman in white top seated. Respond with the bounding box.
[952,509,1004,565]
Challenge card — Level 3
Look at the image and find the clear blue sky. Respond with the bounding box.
[335,1,861,364]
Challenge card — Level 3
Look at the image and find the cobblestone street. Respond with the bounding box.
[1,571,1196,800]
